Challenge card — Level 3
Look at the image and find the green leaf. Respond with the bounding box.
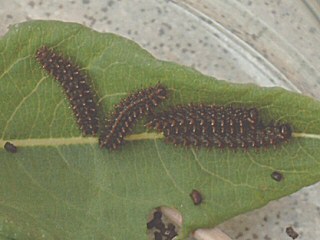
[1,20,320,239]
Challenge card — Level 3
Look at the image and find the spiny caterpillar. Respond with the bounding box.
[146,104,292,149]
[36,46,99,136]
[99,83,168,150]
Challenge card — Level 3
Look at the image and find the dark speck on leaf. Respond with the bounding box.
[271,171,284,182]
[190,189,203,205]
[4,142,17,153]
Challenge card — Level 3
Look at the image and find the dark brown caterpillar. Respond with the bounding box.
[36,46,99,136]
[146,104,292,149]
[146,104,260,137]
[99,83,167,150]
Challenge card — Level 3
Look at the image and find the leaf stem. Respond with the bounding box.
[0,133,164,148]
[292,132,320,139]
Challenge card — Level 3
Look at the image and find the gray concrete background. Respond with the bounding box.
[1,0,319,239]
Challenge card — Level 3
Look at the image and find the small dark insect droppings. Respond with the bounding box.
[35,46,99,136]
[147,210,164,230]
[147,209,178,240]
[164,223,178,239]
[146,104,292,149]
[286,226,299,239]
[154,231,162,240]
[4,142,17,153]
[190,189,203,205]
[271,171,284,182]
[99,83,168,150]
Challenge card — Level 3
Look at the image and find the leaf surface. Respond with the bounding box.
[0,20,320,239]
